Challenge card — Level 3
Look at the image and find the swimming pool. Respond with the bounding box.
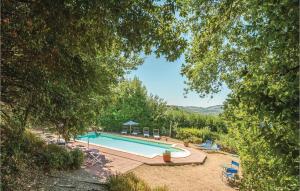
[76,132,190,158]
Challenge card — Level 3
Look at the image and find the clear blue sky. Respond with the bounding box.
[127,54,231,107]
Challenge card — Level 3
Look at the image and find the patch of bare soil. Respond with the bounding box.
[132,153,240,191]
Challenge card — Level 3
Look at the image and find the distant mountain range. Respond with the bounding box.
[170,105,223,115]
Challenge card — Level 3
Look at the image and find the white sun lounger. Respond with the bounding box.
[56,138,66,145]
[153,129,160,140]
[121,126,128,134]
[143,127,150,137]
[132,127,140,136]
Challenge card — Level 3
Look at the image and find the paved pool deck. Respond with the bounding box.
[74,135,207,182]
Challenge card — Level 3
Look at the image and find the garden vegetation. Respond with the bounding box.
[98,77,226,134]
[107,173,168,191]
[1,130,84,190]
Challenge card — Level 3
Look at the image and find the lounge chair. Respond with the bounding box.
[153,129,160,140]
[210,144,221,151]
[132,127,140,136]
[43,135,56,144]
[198,141,220,151]
[56,138,66,145]
[207,144,220,151]
[85,149,103,166]
[121,126,128,134]
[143,127,150,137]
[198,139,212,148]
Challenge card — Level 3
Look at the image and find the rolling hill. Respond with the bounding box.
[169,105,223,115]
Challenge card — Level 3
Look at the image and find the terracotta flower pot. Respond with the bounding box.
[163,153,171,162]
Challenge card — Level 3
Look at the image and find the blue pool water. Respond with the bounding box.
[76,132,187,158]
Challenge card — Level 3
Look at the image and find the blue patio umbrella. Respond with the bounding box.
[123,120,139,134]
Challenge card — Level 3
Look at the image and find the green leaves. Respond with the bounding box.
[98,77,168,132]
[1,3,187,189]
[182,0,299,190]
[1,0,187,136]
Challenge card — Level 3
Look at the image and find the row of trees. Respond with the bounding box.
[98,77,226,135]
[163,108,226,133]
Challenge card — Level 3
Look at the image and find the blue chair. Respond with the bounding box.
[222,167,238,183]
[198,140,221,152]
[231,160,239,170]
[223,160,240,169]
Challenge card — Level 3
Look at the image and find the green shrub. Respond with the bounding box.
[17,131,84,170]
[163,109,227,133]
[1,128,84,190]
[215,133,238,154]
[190,136,202,144]
[107,173,168,191]
[42,144,84,170]
[70,148,84,169]
[175,127,218,143]
[21,130,46,153]
[43,144,72,169]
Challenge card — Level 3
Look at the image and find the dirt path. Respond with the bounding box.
[132,153,239,191]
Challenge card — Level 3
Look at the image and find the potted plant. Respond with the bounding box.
[163,150,171,162]
[183,139,190,147]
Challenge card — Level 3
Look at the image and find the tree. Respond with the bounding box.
[1,1,186,188]
[98,77,167,132]
[1,0,186,133]
[181,0,299,190]
[162,107,226,133]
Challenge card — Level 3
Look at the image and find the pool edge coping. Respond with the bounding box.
[76,133,191,158]
[76,139,158,158]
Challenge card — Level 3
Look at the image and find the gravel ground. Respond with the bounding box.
[132,153,240,191]
[31,168,107,191]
